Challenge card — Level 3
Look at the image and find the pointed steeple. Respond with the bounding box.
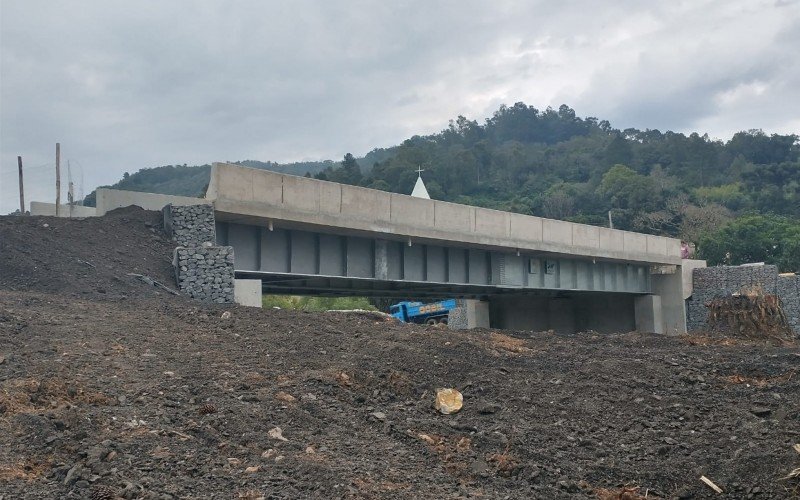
[410,166,430,199]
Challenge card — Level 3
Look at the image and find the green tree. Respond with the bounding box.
[599,164,661,211]
[604,134,632,166]
[698,215,800,272]
[693,183,748,211]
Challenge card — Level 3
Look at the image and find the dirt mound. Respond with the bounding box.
[0,208,176,300]
[1,214,799,499]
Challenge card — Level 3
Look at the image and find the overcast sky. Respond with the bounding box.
[1,0,799,213]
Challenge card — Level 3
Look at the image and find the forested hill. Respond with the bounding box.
[84,102,800,271]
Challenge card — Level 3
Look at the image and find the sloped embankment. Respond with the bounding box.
[0,207,176,300]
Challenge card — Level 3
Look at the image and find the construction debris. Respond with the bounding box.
[706,286,794,341]
[779,467,800,481]
[268,427,288,442]
[434,388,463,415]
[700,475,723,494]
[127,273,180,295]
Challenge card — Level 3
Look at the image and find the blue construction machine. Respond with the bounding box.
[389,299,457,325]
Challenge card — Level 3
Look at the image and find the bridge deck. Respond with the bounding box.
[208,162,682,266]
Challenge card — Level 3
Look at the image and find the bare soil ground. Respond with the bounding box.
[1,209,799,499]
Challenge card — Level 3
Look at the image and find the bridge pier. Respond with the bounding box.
[449,299,490,329]
[651,267,687,334]
[634,295,663,333]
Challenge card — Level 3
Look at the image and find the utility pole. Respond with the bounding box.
[17,156,25,214]
[68,183,75,217]
[67,160,74,217]
[608,210,614,229]
[55,143,61,216]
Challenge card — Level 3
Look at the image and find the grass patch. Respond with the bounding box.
[262,295,376,312]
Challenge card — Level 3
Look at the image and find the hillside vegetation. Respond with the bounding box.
[84,102,800,271]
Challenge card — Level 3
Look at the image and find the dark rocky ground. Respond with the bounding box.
[1,210,798,499]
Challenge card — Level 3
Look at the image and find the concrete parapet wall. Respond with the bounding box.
[391,193,434,226]
[96,188,208,216]
[30,202,97,217]
[174,246,235,303]
[163,204,216,247]
[687,265,799,335]
[207,162,682,265]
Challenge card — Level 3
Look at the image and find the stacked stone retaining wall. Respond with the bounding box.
[448,301,469,330]
[164,203,235,303]
[173,246,235,303]
[687,265,800,335]
[777,274,800,334]
[163,204,216,247]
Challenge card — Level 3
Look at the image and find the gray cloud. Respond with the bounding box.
[2,0,798,212]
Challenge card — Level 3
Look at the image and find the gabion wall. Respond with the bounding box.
[448,301,469,330]
[173,246,235,303]
[777,274,800,334]
[687,265,799,335]
[163,203,216,247]
[164,203,235,304]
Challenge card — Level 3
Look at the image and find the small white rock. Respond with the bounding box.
[268,426,288,442]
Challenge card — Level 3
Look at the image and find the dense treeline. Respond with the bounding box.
[83,102,799,271]
[316,103,799,271]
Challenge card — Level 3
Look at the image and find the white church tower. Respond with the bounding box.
[410,166,430,199]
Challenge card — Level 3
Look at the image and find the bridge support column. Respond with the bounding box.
[651,266,687,334]
[374,239,389,280]
[634,295,663,333]
[234,279,263,308]
[448,299,489,329]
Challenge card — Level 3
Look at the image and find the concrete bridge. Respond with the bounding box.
[205,163,688,334]
[29,162,690,333]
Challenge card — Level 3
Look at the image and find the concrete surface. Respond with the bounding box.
[681,259,707,299]
[651,268,687,335]
[464,299,490,329]
[234,279,263,308]
[634,295,664,333]
[30,202,97,217]
[207,163,682,265]
[96,188,209,216]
